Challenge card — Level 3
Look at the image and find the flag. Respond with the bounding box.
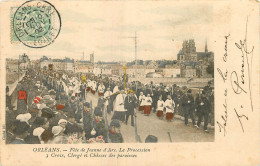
[18,91,27,103]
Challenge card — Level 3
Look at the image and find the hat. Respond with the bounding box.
[110,120,120,128]
[128,90,135,94]
[13,121,30,135]
[33,127,45,137]
[56,104,65,110]
[145,135,158,143]
[16,113,31,124]
[94,107,102,117]
[65,124,83,134]
[34,96,42,104]
[41,130,54,143]
[33,117,47,126]
[43,95,52,100]
[42,90,49,96]
[41,107,54,119]
[49,90,56,95]
[187,89,192,93]
[58,119,67,125]
[52,126,64,136]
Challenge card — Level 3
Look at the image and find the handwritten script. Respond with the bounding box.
[217,17,254,136]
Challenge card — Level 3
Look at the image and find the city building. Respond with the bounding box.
[163,65,181,78]
[51,59,66,71]
[64,58,74,71]
[177,39,214,78]
[146,72,163,78]
[75,65,94,73]
[6,59,19,72]
[108,64,123,76]
[180,62,198,78]
[19,53,30,70]
[40,56,74,72]
[93,66,112,76]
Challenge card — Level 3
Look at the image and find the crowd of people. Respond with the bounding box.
[5,68,214,144]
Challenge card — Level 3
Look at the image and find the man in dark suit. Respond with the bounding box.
[195,90,210,132]
[84,107,108,142]
[182,89,195,126]
[124,91,138,126]
[109,120,123,143]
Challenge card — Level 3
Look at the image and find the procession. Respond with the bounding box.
[5,63,214,144]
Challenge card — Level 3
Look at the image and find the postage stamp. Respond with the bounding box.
[11,0,61,48]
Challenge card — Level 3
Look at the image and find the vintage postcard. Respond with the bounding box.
[0,0,259,165]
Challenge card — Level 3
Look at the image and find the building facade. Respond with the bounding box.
[177,39,214,78]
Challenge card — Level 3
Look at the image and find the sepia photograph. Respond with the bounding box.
[0,0,259,165]
[5,1,214,144]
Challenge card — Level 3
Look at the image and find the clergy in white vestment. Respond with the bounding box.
[111,90,126,122]
[156,95,164,119]
[90,81,97,95]
[98,83,106,96]
[138,92,146,112]
[164,95,175,121]
[144,93,152,115]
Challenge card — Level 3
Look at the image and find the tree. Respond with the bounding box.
[206,61,214,77]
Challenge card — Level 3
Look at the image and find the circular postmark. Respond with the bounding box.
[13,0,61,48]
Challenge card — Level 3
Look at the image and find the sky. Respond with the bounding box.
[4,1,215,62]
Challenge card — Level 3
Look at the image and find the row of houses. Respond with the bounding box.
[6,54,30,73]
[38,57,181,78]
[37,39,214,79]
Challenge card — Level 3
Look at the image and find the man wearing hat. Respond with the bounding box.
[97,93,106,109]
[84,107,107,142]
[10,121,30,144]
[195,90,210,132]
[181,89,195,126]
[66,123,84,144]
[203,81,212,95]
[109,120,123,143]
[82,102,91,136]
[75,98,84,123]
[69,96,77,115]
[41,107,54,120]
[124,90,138,126]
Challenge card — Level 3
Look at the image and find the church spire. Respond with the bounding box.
[205,39,208,52]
